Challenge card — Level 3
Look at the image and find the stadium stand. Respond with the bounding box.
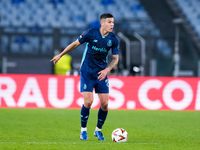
[0,0,159,56]
[174,0,200,36]
[0,0,161,74]
[0,0,157,31]
[0,0,199,76]
[166,0,200,51]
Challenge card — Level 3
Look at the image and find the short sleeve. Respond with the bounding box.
[78,29,90,44]
[112,37,119,55]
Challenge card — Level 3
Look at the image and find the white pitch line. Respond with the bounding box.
[0,141,158,145]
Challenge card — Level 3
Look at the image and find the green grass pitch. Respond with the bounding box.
[0,109,200,150]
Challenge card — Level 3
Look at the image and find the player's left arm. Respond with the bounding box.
[98,54,119,81]
[51,39,81,65]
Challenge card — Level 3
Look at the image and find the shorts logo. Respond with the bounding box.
[105,79,109,87]
[107,40,112,47]
[84,84,87,89]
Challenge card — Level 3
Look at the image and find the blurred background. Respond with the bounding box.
[0,0,200,77]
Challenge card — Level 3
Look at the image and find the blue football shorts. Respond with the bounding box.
[80,70,109,93]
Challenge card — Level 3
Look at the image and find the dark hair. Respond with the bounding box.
[100,13,113,20]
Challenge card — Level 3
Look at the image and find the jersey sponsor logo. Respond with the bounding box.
[92,45,107,53]
[107,40,112,47]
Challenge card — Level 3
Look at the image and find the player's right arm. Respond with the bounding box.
[50,39,81,65]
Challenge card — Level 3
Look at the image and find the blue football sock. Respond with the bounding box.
[97,107,108,129]
[81,105,90,128]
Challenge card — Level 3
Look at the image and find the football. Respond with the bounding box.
[111,128,128,142]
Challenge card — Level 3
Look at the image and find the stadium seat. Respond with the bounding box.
[11,43,20,53]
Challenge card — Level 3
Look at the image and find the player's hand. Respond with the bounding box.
[50,55,61,65]
[98,68,109,81]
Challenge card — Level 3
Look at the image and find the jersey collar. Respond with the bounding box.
[99,28,109,38]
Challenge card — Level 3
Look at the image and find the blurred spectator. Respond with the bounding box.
[15,36,28,45]
[53,48,72,75]
[52,0,64,7]
[102,0,114,6]
[12,0,24,4]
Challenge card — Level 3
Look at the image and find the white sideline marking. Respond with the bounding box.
[0,141,158,145]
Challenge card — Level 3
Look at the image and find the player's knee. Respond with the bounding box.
[101,101,108,111]
[84,99,93,108]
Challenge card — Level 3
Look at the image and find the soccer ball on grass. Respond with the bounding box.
[111,128,128,142]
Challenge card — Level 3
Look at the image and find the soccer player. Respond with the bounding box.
[51,13,119,141]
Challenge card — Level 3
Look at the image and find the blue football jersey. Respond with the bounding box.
[78,28,119,74]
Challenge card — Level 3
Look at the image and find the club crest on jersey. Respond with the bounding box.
[107,40,112,47]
